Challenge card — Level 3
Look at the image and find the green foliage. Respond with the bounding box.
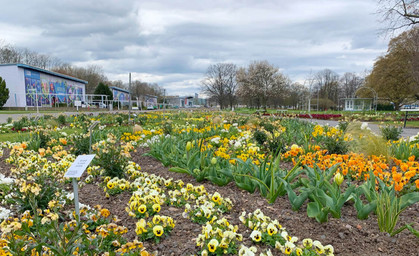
[93,82,113,101]
[281,179,312,211]
[301,164,355,223]
[253,129,267,146]
[323,136,349,154]
[380,125,402,141]
[162,121,173,135]
[71,134,90,155]
[260,121,275,133]
[27,130,50,151]
[233,155,302,204]
[376,183,419,235]
[392,223,419,238]
[57,114,67,125]
[389,140,419,161]
[230,159,259,193]
[0,76,10,108]
[168,141,233,186]
[353,174,379,220]
[92,134,129,178]
[377,103,394,111]
[12,117,30,131]
[116,116,124,125]
[338,121,349,132]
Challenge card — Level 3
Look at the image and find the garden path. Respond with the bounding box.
[303,119,419,139]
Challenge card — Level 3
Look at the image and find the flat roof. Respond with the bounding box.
[110,86,130,94]
[0,63,88,84]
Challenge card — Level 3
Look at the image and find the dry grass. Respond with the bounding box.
[346,122,390,159]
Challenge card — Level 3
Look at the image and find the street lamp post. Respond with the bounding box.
[128,73,132,122]
[163,89,166,116]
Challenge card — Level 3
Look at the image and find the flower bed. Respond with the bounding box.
[0,111,418,255]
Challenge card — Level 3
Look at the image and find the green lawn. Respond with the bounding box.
[0,127,82,143]
[0,109,106,114]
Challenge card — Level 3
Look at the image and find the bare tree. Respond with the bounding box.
[0,42,22,63]
[237,61,289,109]
[201,63,237,109]
[284,82,309,109]
[0,39,63,70]
[53,64,108,93]
[129,80,163,100]
[340,72,364,98]
[378,0,419,32]
[315,69,340,110]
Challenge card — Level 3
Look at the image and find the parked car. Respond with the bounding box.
[147,104,154,110]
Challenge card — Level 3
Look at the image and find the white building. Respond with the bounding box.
[343,98,373,111]
[0,63,87,108]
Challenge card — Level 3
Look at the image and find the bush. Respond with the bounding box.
[162,121,173,135]
[377,104,394,111]
[253,130,267,146]
[116,116,124,125]
[71,134,91,155]
[0,76,10,108]
[380,125,402,141]
[323,136,349,154]
[92,134,129,178]
[13,117,29,131]
[260,121,275,134]
[27,130,50,151]
[338,121,349,132]
[57,114,66,125]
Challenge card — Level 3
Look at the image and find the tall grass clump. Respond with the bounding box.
[345,122,389,159]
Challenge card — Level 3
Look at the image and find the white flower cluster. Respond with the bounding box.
[140,135,163,147]
[361,122,370,130]
[409,132,419,142]
[0,173,14,185]
[0,207,11,221]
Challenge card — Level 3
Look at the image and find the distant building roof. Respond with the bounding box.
[110,86,130,94]
[145,94,157,98]
[0,63,88,84]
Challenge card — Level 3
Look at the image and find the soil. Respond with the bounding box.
[1,147,418,256]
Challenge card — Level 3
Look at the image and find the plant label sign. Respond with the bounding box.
[64,155,96,178]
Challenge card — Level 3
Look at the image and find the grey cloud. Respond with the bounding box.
[0,0,390,95]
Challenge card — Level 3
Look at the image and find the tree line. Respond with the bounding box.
[201,61,365,110]
[203,26,419,111]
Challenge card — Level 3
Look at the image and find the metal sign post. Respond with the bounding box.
[64,154,96,220]
[72,178,80,218]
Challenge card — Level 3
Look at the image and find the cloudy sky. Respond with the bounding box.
[0,0,390,96]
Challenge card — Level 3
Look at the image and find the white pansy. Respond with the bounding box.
[0,207,11,220]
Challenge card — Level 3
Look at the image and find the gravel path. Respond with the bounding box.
[302,119,419,139]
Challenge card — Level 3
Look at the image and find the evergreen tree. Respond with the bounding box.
[0,76,10,108]
[93,82,113,101]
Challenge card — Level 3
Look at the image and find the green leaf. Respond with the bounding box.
[399,192,419,210]
[168,167,190,174]
[307,202,329,223]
